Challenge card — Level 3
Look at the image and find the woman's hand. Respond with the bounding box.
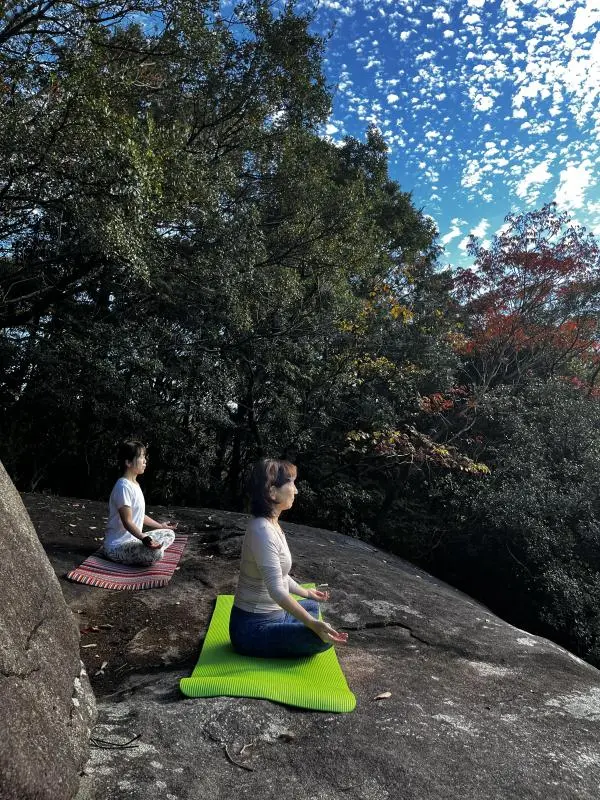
[158,520,178,531]
[307,588,330,601]
[144,513,178,531]
[142,535,162,550]
[309,619,348,644]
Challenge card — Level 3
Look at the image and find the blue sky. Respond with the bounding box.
[298,0,600,268]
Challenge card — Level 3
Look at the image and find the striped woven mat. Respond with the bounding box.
[65,535,188,590]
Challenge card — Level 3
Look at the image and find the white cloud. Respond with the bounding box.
[318,0,354,14]
[470,218,490,239]
[513,80,550,109]
[554,161,593,211]
[515,161,553,200]
[571,1,600,35]
[501,0,523,17]
[433,8,451,24]
[307,0,600,264]
[441,224,463,245]
[461,158,484,189]
[472,93,494,112]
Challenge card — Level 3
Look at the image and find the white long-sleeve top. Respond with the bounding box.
[233,517,302,613]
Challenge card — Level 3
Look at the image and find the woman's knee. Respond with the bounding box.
[299,599,320,618]
[153,529,175,549]
[297,630,332,656]
[270,624,332,658]
[104,545,162,566]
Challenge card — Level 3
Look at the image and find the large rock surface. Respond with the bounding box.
[0,467,96,800]
[25,495,600,800]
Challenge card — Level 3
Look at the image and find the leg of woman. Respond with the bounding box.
[151,529,176,550]
[284,598,320,621]
[274,598,330,656]
[104,529,175,566]
[229,600,331,659]
[103,539,156,566]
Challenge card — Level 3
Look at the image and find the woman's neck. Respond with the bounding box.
[124,470,138,483]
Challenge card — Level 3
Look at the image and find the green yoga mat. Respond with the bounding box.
[180,593,356,712]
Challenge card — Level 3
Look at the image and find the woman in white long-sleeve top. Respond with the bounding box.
[228,458,348,658]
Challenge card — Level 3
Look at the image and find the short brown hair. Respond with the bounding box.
[248,458,297,517]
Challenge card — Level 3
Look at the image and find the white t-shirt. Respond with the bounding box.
[233,517,301,613]
[104,477,145,551]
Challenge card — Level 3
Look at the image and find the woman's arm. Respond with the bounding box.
[143,514,177,531]
[118,505,143,539]
[287,576,310,598]
[288,578,329,603]
[118,507,161,549]
[252,527,347,644]
[274,591,348,645]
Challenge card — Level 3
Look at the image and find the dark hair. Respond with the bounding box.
[248,458,297,517]
[117,440,146,473]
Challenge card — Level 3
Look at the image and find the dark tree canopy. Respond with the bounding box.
[3,1,600,670]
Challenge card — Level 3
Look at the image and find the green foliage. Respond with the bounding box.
[0,0,445,506]
[392,380,600,665]
[4,0,600,670]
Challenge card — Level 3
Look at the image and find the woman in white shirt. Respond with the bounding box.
[102,440,176,565]
[229,458,348,658]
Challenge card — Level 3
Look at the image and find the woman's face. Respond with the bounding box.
[271,477,298,511]
[127,451,147,476]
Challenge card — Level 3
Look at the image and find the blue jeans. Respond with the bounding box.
[229,599,332,658]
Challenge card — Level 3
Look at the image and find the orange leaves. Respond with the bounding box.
[345,425,490,475]
[452,204,600,380]
[559,375,600,399]
[454,314,599,364]
[335,294,413,334]
[445,331,470,353]
[419,392,454,413]
[367,278,414,324]
[389,302,413,322]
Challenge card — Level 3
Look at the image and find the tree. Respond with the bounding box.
[0,0,482,547]
[0,0,166,327]
[453,203,600,392]
[415,379,600,667]
[0,0,338,488]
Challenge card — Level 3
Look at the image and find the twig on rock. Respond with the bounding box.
[204,727,255,771]
[90,733,141,749]
[225,743,254,771]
